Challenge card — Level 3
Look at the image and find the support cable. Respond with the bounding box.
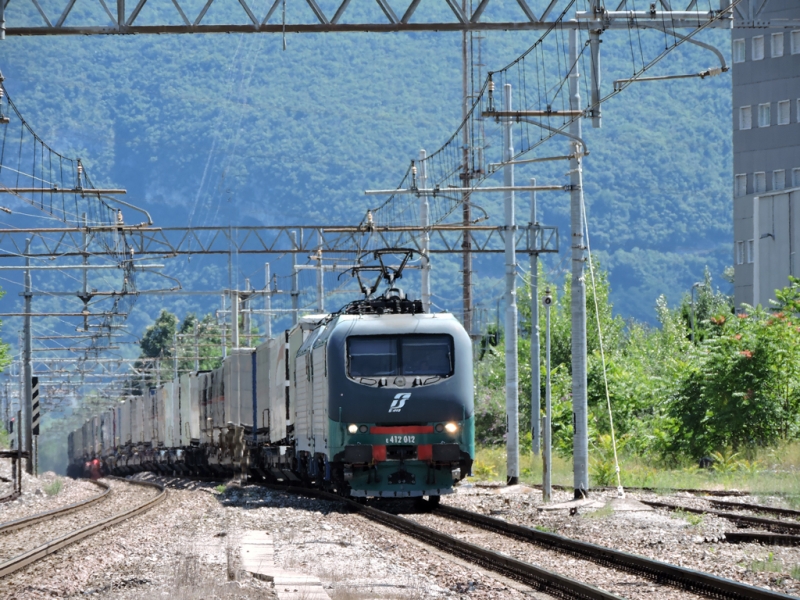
[581,197,624,497]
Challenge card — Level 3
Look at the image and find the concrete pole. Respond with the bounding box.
[569,28,589,498]
[589,14,602,128]
[291,231,299,326]
[23,238,33,474]
[543,288,552,502]
[419,149,431,312]
[316,235,324,313]
[461,12,473,335]
[503,83,519,486]
[193,321,199,371]
[265,263,272,339]
[81,214,89,332]
[243,279,251,346]
[221,294,227,359]
[173,331,178,382]
[530,180,541,456]
[232,291,240,349]
[16,344,21,439]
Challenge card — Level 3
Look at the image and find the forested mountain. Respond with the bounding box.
[0,4,732,326]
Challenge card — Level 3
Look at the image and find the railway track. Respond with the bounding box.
[480,483,752,498]
[0,476,166,579]
[642,500,800,535]
[427,503,797,600]
[642,498,800,546]
[264,484,794,600]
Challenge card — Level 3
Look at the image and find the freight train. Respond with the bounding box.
[66,250,475,500]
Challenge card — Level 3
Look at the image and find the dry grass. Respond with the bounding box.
[473,442,800,502]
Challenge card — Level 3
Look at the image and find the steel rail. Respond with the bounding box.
[264,484,621,600]
[0,480,110,534]
[642,500,800,535]
[0,477,166,579]
[709,499,800,520]
[433,504,795,600]
[489,482,750,497]
[724,532,800,547]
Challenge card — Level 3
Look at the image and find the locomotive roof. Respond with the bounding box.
[326,312,467,339]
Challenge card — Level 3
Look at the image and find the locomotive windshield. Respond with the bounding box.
[347,334,454,378]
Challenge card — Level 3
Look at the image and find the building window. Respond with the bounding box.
[753,35,765,60]
[747,240,755,264]
[740,106,752,130]
[735,174,747,197]
[755,172,766,193]
[737,241,744,265]
[758,103,771,128]
[778,100,790,125]
[793,168,800,188]
[792,30,800,54]
[773,170,785,191]
[772,32,784,57]
[733,39,745,63]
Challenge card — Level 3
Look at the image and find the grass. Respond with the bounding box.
[215,484,227,494]
[43,478,63,497]
[471,442,800,503]
[673,509,703,527]
[750,552,784,573]
[584,503,614,519]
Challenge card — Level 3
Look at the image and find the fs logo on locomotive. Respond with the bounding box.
[388,393,411,413]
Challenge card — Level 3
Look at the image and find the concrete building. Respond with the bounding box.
[732,1,800,308]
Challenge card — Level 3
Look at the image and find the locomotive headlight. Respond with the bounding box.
[444,422,459,433]
[358,425,369,433]
[434,423,444,433]
[348,424,358,434]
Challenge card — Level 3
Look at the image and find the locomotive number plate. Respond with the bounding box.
[385,435,416,444]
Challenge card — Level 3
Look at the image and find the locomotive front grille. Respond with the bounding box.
[386,445,417,460]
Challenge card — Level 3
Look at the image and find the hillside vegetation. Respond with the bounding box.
[0,13,732,324]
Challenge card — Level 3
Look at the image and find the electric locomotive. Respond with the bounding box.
[297,294,474,499]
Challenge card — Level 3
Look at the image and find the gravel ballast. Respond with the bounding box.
[3,475,800,599]
[0,470,100,523]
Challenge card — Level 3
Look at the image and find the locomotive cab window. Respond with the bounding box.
[347,335,454,379]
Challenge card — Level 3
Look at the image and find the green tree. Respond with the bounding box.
[669,300,800,458]
[678,267,733,344]
[177,313,223,373]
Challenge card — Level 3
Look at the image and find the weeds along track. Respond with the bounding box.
[0,476,166,578]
